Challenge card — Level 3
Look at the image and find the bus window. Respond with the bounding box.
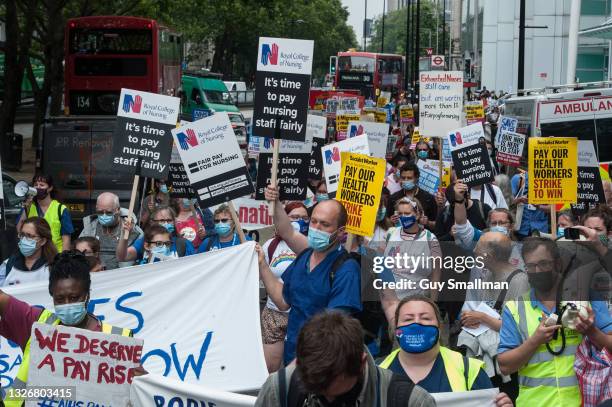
[337,56,375,73]
[69,28,152,55]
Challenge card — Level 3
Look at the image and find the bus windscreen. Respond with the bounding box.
[69,28,152,55]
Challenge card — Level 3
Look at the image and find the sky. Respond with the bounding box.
[341,0,386,47]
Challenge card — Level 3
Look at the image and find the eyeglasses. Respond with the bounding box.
[525,260,554,273]
[147,241,172,248]
[154,218,174,223]
[96,210,116,217]
[214,218,231,224]
[18,233,40,240]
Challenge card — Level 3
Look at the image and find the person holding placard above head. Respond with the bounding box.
[262,184,361,365]
[260,201,309,373]
[140,179,171,227]
[116,205,195,263]
[17,173,74,253]
[388,162,437,230]
[198,204,251,253]
[0,251,144,406]
[0,217,57,287]
[379,296,514,406]
[384,198,442,301]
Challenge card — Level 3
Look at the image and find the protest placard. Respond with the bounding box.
[399,105,414,124]
[572,140,605,213]
[321,136,370,198]
[255,153,310,200]
[248,126,313,156]
[347,121,389,159]
[171,113,254,208]
[26,323,144,407]
[417,160,452,194]
[496,116,519,145]
[308,114,327,180]
[441,138,452,162]
[336,153,386,236]
[386,134,398,160]
[447,123,495,187]
[336,109,361,140]
[168,146,194,198]
[496,131,526,167]
[410,127,430,149]
[419,71,463,138]
[3,243,268,392]
[528,137,578,205]
[252,37,314,142]
[374,108,388,123]
[111,88,180,178]
[377,91,391,107]
[464,101,484,125]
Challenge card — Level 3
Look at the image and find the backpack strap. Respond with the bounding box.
[277,367,288,407]
[493,269,522,312]
[175,237,187,257]
[463,355,470,390]
[387,373,415,407]
[485,183,497,205]
[267,236,283,262]
[476,199,485,223]
[4,256,16,278]
[329,250,357,287]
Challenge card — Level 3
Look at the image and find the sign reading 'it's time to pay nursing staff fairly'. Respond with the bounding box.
[528,137,578,205]
[252,37,314,142]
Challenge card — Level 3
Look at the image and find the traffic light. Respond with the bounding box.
[329,56,337,76]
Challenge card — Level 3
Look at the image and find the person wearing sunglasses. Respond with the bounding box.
[0,251,144,406]
[116,206,195,264]
[199,204,251,252]
[80,192,143,270]
[0,217,57,287]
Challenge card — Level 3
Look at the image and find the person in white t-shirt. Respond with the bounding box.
[0,217,57,286]
[260,201,309,373]
[367,187,394,247]
[470,183,508,209]
[384,197,442,300]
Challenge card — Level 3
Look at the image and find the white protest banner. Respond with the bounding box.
[432,388,500,407]
[308,114,327,180]
[1,243,268,392]
[26,323,143,407]
[131,374,256,407]
[171,113,254,208]
[419,71,463,138]
[111,88,180,178]
[447,122,495,187]
[347,121,389,159]
[253,37,314,141]
[321,136,370,198]
[496,130,526,167]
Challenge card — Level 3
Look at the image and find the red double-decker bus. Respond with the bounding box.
[65,16,182,115]
[334,51,404,100]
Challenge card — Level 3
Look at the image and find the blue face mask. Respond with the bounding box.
[98,213,116,227]
[182,198,192,209]
[399,215,417,229]
[396,323,440,353]
[417,150,428,159]
[557,227,565,238]
[18,237,38,257]
[490,225,509,236]
[291,219,309,235]
[308,227,336,252]
[160,185,169,194]
[376,207,387,222]
[395,169,401,179]
[55,302,87,326]
[215,222,232,237]
[160,222,175,234]
[401,180,416,191]
[151,245,171,257]
[316,193,329,202]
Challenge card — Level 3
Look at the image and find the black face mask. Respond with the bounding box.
[36,188,48,200]
[528,270,556,292]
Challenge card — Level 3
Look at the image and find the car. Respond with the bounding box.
[228,112,248,148]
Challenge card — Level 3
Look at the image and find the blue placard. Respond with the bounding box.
[192,108,213,121]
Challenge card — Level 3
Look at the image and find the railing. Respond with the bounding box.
[229,90,255,106]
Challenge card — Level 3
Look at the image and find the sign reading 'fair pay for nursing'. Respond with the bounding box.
[26,323,143,407]
[528,137,578,204]
[253,37,314,142]
[336,153,385,236]
[112,88,180,179]
[171,113,254,208]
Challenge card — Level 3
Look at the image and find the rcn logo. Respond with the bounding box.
[324,147,340,165]
[449,131,464,147]
[122,94,142,113]
[177,128,198,151]
[261,43,279,66]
